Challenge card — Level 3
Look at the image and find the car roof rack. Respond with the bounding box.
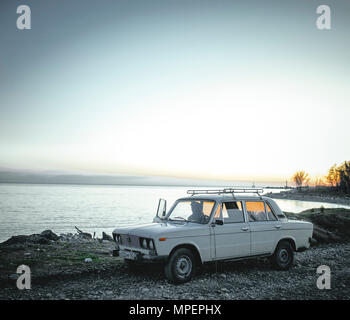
[187,187,264,198]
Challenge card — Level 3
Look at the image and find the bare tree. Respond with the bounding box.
[292,171,310,188]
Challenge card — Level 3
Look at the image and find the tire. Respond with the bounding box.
[164,248,196,284]
[270,241,294,270]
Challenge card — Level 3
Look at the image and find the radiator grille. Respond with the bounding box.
[120,234,140,248]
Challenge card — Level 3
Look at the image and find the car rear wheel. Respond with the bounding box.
[270,241,294,270]
[164,248,196,284]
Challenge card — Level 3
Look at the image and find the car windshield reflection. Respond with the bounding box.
[167,200,215,224]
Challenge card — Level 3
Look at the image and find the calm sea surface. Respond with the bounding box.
[0,183,349,242]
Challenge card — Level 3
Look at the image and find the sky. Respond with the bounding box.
[0,0,349,184]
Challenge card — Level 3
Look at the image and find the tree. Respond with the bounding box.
[326,164,340,187]
[338,161,350,194]
[292,171,310,188]
[325,161,350,194]
[314,177,325,187]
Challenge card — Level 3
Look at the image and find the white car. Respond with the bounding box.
[112,188,313,283]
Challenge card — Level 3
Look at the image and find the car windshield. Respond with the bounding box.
[167,200,215,224]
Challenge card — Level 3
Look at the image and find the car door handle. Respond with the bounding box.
[274,225,282,229]
[241,226,249,231]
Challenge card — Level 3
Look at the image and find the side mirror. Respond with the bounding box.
[215,219,223,226]
[156,198,167,219]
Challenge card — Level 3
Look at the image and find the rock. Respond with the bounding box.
[102,232,113,242]
[0,234,50,246]
[78,232,92,240]
[84,258,93,263]
[312,225,342,243]
[40,230,59,241]
[28,234,50,245]
[0,235,30,246]
[60,233,73,238]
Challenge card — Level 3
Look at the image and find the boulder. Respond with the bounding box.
[0,233,51,246]
[312,225,342,243]
[28,234,50,244]
[74,226,92,239]
[102,232,113,242]
[78,232,92,240]
[40,230,59,241]
[0,235,29,246]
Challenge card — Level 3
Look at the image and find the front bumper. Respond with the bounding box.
[115,245,167,263]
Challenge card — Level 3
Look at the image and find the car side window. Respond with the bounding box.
[214,204,222,219]
[245,201,267,222]
[265,202,277,221]
[222,202,244,223]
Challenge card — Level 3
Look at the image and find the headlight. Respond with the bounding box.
[116,234,122,244]
[149,240,154,250]
[140,238,155,250]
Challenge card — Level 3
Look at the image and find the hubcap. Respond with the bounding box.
[175,255,192,279]
[279,248,289,264]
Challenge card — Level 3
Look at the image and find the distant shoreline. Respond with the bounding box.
[266,190,350,206]
[0,181,286,188]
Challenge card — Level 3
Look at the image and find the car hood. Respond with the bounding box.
[112,221,206,238]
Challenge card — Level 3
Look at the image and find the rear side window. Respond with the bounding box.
[265,202,277,221]
[222,202,244,223]
[245,201,267,222]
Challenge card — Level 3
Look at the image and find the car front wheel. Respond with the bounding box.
[164,248,196,284]
[271,241,294,270]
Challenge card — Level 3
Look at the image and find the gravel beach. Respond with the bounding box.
[1,241,349,300]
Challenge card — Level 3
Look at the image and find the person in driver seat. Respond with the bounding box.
[188,201,207,223]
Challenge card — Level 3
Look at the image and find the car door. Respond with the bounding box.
[212,201,251,259]
[245,200,281,255]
